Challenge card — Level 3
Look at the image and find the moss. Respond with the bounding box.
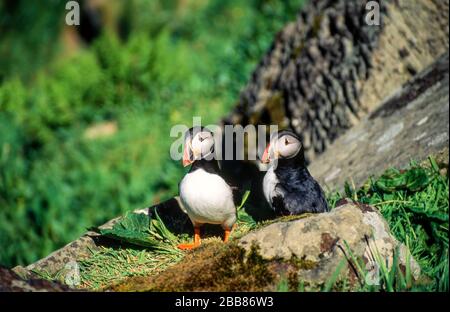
[285,255,318,274]
[266,91,286,125]
[109,241,275,292]
[257,213,313,229]
[291,42,305,59]
[269,254,320,291]
[287,268,300,291]
[107,238,329,292]
[311,15,323,37]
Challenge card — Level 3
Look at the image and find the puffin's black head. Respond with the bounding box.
[261,130,305,166]
[182,126,215,167]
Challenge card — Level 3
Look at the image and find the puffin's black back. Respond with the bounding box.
[272,163,329,215]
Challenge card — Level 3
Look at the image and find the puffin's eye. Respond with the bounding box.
[284,137,290,145]
[199,136,204,142]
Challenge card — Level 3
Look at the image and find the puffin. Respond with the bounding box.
[261,130,329,215]
[178,126,237,250]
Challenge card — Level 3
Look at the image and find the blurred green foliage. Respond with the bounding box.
[0,1,63,80]
[0,0,303,266]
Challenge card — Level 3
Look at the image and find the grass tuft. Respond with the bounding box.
[78,246,183,290]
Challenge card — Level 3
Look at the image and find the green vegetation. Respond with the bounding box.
[98,211,182,252]
[0,1,63,80]
[79,246,184,290]
[327,157,448,292]
[0,0,304,267]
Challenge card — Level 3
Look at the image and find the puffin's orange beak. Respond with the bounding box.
[182,143,193,167]
[261,144,270,164]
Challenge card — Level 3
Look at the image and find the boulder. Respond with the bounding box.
[239,202,421,289]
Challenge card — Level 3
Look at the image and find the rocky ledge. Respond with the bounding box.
[109,202,420,291]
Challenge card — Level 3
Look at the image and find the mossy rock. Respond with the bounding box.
[108,241,278,292]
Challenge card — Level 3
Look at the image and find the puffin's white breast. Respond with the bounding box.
[263,165,279,208]
[180,168,235,225]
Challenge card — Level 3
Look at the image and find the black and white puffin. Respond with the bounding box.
[178,126,237,250]
[261,130,329,215]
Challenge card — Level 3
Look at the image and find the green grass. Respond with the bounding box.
[65,156,448,292]
[78,246,183,290]
[31,245,184,291]
[325,156,449,292]
[97,211,183,252]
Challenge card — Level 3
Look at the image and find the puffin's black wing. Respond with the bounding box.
[272,168,329,215]
[219,160,244,208]
[270,193,288,215]
[228,184,243,209]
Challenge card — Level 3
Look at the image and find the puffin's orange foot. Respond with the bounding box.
[178,226,201,250]
[177,242,200,250]
[222,223,238,243]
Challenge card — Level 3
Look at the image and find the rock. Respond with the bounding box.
[17,235,100,280]
[239,202,420,289]
[0,266,70,292]
[309,52,449,190]
[84,121,118,140]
